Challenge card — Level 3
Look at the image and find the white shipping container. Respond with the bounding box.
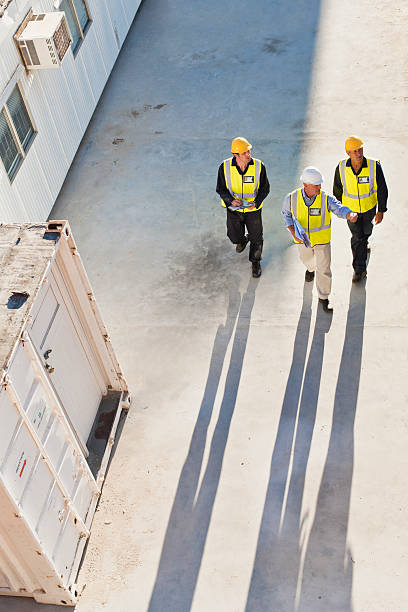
[0,221,130,605]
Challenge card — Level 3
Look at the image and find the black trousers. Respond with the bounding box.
[226,208,263,262]
[347,207,376,272]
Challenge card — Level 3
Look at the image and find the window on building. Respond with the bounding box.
[0,85,35,181]
[60,0,91,55]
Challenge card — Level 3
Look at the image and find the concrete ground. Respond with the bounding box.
[2,0,408,610]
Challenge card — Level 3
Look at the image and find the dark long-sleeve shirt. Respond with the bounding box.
[216,157,270,209]
[333,157,388,212]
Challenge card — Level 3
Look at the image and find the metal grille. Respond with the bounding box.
[53,18,72,61]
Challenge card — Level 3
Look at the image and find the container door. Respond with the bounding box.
[0,343,97,588]
[28,278,103,450]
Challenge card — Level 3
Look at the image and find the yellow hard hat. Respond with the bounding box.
[345,136,364,152]
[231,137,252,154]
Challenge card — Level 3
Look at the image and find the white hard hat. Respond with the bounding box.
[300,166,324,185]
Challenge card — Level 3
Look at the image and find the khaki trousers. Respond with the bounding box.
[298,243,332,299]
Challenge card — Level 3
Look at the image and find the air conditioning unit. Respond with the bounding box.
[16,12,71,69]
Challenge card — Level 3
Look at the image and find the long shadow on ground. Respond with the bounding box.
[246,284,366,612]
[148,278,257,612]
[296,284,366,612]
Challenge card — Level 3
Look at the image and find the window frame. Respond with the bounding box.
[58,0,92,56]
[0,82,36,183]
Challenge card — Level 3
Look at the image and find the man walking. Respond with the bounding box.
[216,137,269,278]
[282,166,357,313]
[333,136,388,282]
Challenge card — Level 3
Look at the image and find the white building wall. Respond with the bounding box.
[0,0,142,222]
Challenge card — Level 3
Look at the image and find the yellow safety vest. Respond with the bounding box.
[338,158,378,213]
[222,157,262,212]
[290,189,331,247]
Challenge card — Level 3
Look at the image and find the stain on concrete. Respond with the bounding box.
[176,49,219,66]
[153,233,241,312]
[291,119,304,130]
[263,37,287,54]
[191,49,217,61]
[128,104,167,119]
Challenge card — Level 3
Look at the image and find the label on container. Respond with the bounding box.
[16,452,27,478]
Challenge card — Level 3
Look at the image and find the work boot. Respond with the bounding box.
[236,236,249,253]
[305,270,315,282]
[252,262,261,278]
[319,298,333,313]
[352,270,367,283]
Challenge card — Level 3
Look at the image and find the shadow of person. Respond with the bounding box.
[245,281,331,611]
[148,277,258,612]
[296,283,366,612]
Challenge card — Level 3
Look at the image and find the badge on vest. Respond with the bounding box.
[309,208,321,216]
[243,176,254,183]
[358,176,370,183]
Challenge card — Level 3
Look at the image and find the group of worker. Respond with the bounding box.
[216,136,388,313]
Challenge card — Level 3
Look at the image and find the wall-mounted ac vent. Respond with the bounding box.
[16,12,71,69]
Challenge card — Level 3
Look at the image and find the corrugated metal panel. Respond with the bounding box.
[0,36,20,82]
[0,169,28,219]
[60,52,94,134]
[37,61,83,161]
[0,56,10,89]
[106,0,128,49]
[77,26,108,103]
[0,0,143,222]
[121,0,142,26]
[19,75,69,198]
[13,150,54,220]
[86,0,118,75]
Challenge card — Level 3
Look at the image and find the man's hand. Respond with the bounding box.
[246,205,256,211]
[347,212,358,223]
[288,225,296,239]
[375,211,384,224]
[231,199,243,207]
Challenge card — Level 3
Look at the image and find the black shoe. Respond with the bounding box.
[319,298,333,313]
[305,270,315,282]
[252,262,261,278]
[352,270,367,283]
[236,236,249,253]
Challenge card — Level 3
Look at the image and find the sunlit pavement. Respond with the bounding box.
[2,1,407,611]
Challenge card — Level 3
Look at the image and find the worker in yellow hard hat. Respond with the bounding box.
[216,137,270,278]
[333,136,388,282]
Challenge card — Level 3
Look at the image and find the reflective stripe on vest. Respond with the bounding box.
[339,158,377,213]
[290,188,331,247]
[222,157,262,212]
